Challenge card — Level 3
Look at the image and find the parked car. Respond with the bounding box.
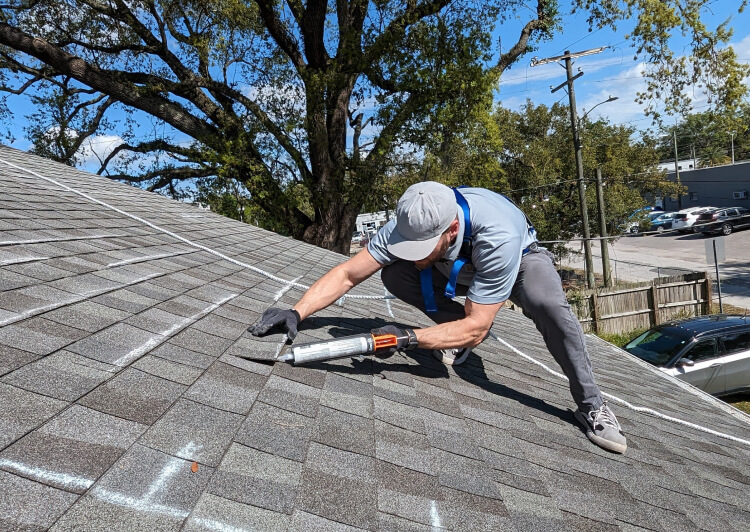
[695,207,750,236]
[623,210,663,234]
[649,212,677,232]
[672,206,716,233]
[351,231,363,244]
[624,315,750,396]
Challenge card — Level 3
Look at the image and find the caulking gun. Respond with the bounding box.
[277,331,404,365]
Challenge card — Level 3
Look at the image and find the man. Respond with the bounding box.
[251,182,627,453]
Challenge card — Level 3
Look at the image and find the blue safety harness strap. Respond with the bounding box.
[444,189,472,299]
[420,188,471,313]
[420,268,438,313]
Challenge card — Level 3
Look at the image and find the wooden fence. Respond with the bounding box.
[567,271,713,335]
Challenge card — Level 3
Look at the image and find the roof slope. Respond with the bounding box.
[1,144,749,531]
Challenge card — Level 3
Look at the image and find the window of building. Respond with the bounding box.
[689,192,699,201]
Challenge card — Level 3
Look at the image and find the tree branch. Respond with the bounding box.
[362,0,452,68]
[255,0,306,73]
[0,22,220,143]
[494,0,551,73]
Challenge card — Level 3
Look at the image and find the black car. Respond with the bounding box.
[695,207,750,235]
[624,315,750,396]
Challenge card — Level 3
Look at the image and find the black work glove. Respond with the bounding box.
[249,308,301,340]
[371,325,418,352]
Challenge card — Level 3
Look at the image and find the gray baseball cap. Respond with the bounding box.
[386,181,458,261]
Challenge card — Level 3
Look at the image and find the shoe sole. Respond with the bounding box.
[574,410,627,454]
[432,349,470,366]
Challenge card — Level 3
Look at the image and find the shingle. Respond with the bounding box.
[289,510,368,532]
[43,301,131,332]
[0,406,146,493]
[150,342,215,369]
[66,322,162,366]
[131,354,203,385]
[0,317,86,355]
[257,374,322,418]
[0,383,66,450]
[0,470,78,531]
[306,442,376,483]
[374,421,433,475]
[208,443,302,514]
[184,361,266,414]
[430,448,501,499]
[91,288,159,314]
[320,372,374,418]
[168,327,234,357]
[0,343,39,377]
[78,368,186,424]
[140,399,243,467]
[2,350,113,401]
[183,493,289,532]
[312,405,375,456]
[235,401,313,462]
[299,468,377,530]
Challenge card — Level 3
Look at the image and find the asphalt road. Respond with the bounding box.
[561,226,750,311]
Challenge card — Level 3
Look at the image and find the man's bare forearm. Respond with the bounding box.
[414,298,503,350]
[293,249,383,320]
[413,318,486,350]
[293,266,353,320]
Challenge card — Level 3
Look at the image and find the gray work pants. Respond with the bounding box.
[380,247,603,413]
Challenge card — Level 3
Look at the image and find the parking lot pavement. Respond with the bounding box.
[560,228,750,310]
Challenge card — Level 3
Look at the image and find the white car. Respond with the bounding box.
[672,207,716,233]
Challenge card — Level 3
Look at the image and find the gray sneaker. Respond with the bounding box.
[432,347,472,366]
[574,402,627,454]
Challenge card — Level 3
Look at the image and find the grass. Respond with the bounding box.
[726,396,750,416]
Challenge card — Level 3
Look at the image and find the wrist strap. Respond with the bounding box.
[405,328,418,350]
[291,309,301,323]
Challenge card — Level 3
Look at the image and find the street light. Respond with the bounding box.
[580,96,619,129]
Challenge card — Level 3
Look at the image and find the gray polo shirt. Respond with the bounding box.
[368,187,537,304]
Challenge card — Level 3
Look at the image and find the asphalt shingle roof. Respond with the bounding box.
[1,144,750,531]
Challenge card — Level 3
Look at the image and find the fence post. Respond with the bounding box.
[650,284,660,326]
[704,271,713,315]
[591,292,600,333]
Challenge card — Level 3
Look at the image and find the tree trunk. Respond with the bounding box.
[303,202,359,255]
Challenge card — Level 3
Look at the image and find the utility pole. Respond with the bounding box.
[673,130,682,210]
[730,132,735,164]
[532,47,606,289]
[595,168,612,287]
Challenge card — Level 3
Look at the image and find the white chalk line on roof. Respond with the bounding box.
[0,271,166,327]
[5,156,748,448]
[490,333,750,447]
[0,156,391,301]
[113,292,238,366]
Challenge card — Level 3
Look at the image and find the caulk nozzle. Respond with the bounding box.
[276,353,294,363]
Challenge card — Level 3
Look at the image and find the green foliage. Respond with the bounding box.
[653,103,750,165]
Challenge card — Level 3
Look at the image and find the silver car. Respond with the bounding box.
[624,315,750,396]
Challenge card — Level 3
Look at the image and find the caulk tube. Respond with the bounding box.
[287,334,375,364]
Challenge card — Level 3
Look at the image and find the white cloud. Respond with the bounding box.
[77,134,125,169]
[580,62,649,126]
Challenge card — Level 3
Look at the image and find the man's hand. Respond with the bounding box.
[371,325,418,352]
[249,308,301,340]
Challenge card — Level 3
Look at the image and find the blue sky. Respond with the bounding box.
[495,1,750,134]
[4,1,749,173]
